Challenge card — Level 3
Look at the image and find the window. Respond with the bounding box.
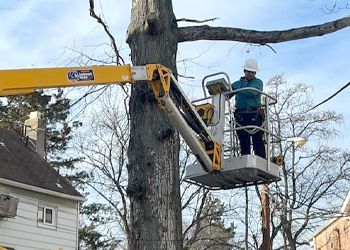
[45,208,53,224]
[37,205,57,228]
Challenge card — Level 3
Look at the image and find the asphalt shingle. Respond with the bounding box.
[0,128,82,198]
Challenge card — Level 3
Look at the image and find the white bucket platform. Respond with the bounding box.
[185,155,280,189]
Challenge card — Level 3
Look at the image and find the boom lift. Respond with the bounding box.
[186,73,280,189]
[0,64,280,189]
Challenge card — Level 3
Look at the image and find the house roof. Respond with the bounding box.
[0,127,82,199]
[340,189,350,214]
[310,217,339,239]
[310,189,350,239]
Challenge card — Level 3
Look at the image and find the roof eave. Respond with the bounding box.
[0,177,85,202]
[341,189,350,213]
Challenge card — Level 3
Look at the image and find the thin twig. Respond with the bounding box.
[263,43,277,53]
[176,17,219,23]
[177,73,195,79]
[89,0,125,65]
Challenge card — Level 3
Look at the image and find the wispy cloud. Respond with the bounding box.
[1,0,349,147]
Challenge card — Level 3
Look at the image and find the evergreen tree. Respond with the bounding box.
[79,203,118,249]
[0,89,81,169]
[184,195,236,250]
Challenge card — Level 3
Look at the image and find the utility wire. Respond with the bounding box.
[308,81,350,112]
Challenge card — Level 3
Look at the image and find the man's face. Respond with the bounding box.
[244,70,256,81]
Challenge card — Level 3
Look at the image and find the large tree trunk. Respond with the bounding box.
[126,0,182,249]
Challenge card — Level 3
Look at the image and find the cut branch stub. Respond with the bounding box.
[146,11,163,35]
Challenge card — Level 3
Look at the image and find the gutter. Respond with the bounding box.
[0,177,86,202]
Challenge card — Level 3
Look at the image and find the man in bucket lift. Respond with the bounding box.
[231,58,266,158]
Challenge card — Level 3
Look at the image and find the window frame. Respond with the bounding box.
[37,205,57,229]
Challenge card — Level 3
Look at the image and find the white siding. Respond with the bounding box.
[0,184,79,250]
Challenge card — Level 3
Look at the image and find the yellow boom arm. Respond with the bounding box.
[0,64,161,96]
[0,64,222,172]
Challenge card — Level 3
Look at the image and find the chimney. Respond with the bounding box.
[24,111,46,158]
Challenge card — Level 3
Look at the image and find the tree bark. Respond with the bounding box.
[121,1,350,248]
[126,0,182,249]
[177,16,350,44]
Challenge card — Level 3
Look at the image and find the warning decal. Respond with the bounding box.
[68,70,95,82]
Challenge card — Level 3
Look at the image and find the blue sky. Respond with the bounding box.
[0,0,349,149]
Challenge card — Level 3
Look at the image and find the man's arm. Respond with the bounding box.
[238,78,263,97]
[227,80,240,99]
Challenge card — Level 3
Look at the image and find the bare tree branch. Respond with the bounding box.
[176,17,218,23]
[177,16,350,44]
[89,0,125,65]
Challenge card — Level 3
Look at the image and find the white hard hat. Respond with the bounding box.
[243,58,259,72]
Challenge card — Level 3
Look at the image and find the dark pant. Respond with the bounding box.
[234,111,266,158]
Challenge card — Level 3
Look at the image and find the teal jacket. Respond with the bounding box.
[231,77,263,109]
